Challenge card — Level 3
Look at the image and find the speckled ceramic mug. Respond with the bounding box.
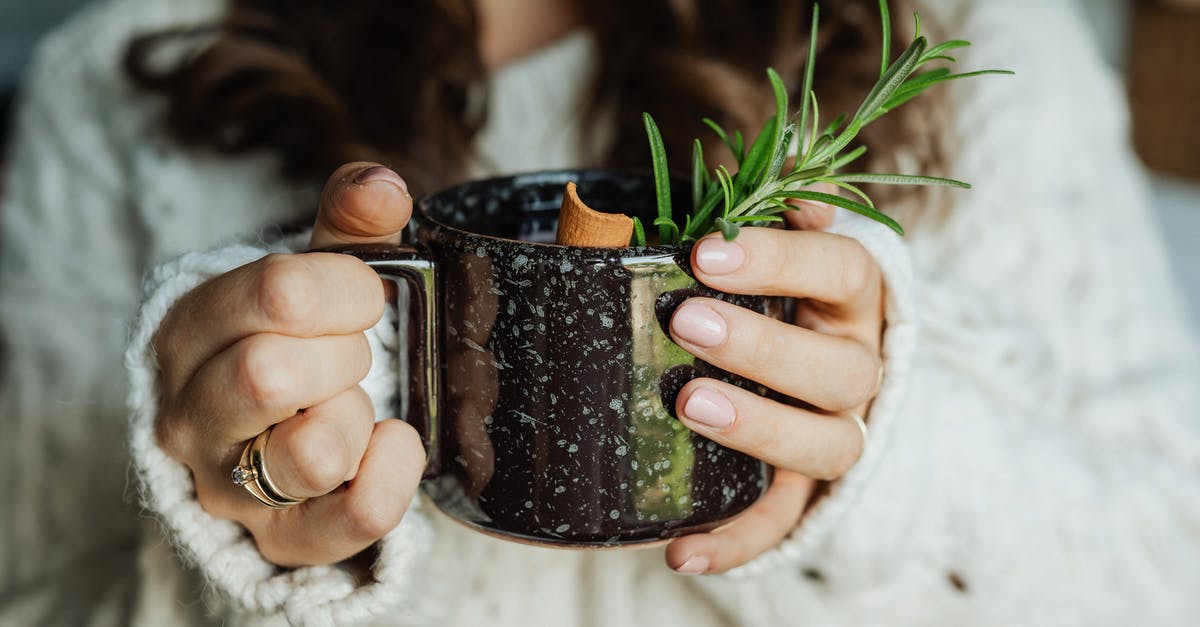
[342,170,780,547]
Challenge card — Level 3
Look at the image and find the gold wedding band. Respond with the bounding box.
[230,426,306,509]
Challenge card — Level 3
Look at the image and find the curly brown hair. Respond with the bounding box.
[124,0,943,200]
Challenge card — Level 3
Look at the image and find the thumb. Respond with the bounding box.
[309,162,413,250]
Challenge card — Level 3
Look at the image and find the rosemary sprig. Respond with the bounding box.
[632,0,1012,246]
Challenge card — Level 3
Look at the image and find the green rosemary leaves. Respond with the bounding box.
[633,1,1012,246]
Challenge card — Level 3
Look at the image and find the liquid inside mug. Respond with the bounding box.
[336,170,782,547]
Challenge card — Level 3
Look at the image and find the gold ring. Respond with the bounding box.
[230,426,306,509]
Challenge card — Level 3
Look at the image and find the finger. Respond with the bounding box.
[782,181,837,231]
[261,386,376,499]
[665,470,814,575]
[309,162,413,250]
[173,332,372,445]
[689,228,881,316]
[253,419,425,567]
[156,252,385,393]
[675,379,865,480]
[669,298,881,411]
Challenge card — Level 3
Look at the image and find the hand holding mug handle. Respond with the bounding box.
[153,162,424,567]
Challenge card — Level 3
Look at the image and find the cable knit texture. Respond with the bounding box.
[2,0,1198,625]
[124,242,436,626]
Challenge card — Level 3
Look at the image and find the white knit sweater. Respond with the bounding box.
[2,0,1198,625]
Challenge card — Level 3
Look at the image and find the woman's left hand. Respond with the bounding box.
[664,204,885,575]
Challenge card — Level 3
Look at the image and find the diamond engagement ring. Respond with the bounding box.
[230,426,306,509]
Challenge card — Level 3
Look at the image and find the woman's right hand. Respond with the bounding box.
[153,163,425,567]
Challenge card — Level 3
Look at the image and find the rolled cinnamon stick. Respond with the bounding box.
[555,182,635,247]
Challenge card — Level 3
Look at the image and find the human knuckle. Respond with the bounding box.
[354,266,386,320]
[747,325,781,368]
[237,338,295,410]
[753,493,789,526]
[389,419,425,457]
[835,240,878,297]
[347,497,404,541]
[813,424,865,480]
[284,426,351,495]
[737,412,778,457]
[769,228,798,260]
[843,351,882,408]
[813,460,846,481]
[726,534,757,570]
[828,428,866,479]
[256,254,320,333]
[352,333,373,380]
[762,235,799,290]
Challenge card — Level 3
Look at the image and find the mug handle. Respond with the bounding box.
[324,244,440,479]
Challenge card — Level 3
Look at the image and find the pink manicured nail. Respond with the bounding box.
[694,237,745,275]
[354,165,408,192]
[675,555,710,575]
[683,387,735,430]
[670,303,726,347]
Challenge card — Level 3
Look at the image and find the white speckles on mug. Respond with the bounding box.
[402,170,775,546]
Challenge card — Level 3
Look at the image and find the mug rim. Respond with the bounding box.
[413,168,690,258]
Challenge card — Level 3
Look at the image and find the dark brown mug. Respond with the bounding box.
[338,170,781,547]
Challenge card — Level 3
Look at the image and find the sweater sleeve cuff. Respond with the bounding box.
[723,209,918,578]
[125,242,434,625]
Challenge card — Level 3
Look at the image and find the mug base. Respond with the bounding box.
[424,492,731,550]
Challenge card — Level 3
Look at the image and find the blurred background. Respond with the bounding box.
[1,0,1198,323]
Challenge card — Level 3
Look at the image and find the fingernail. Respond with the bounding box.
[694,237,745,275]
[682,387,735,430]
[675,555,710,575]
[354,165,408,192]
[670,303,726,347]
